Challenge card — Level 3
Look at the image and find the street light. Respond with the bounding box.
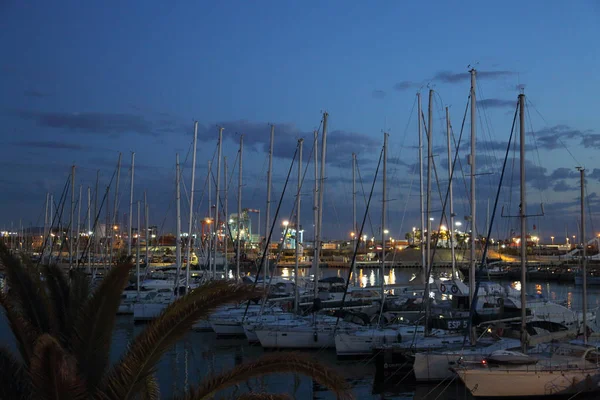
[282,220,289,227]
[550,236,555,245]
[383,229,389,234]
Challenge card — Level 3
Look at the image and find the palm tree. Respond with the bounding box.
[0,243,352,400]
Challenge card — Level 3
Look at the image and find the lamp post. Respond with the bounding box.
[551,236,554,245]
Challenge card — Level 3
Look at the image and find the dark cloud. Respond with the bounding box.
[372,90,387,99]
[11,140,85,150]
[433,70,515,84]
[24,89,49,98]
[532,125,590,150]
[204,120,381,168]
[549,167,577,180]
[13,110,187,137]
[393,81,420,92]
[580,134,600,149]
[477,99,516,109]
[553,180,575,192]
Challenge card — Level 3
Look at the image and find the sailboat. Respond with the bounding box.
[453,93,600,397]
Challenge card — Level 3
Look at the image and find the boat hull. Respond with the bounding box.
[256,328,335,349]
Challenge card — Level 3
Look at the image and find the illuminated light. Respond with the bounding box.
[384,229,389,234]
[440,225,447,231]
[282,220,289,227]
[239,229,244,235]
[204,218,212,224]
[229,219,234,224]
[113,225,118,230]
[482,359,487,365]
[455,221,462,227]
[350,232,355,237]
[487,328,492,333]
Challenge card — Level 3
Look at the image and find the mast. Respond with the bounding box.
[264,125,274,287]
[446,107,456,278]
[49,194,54,264]
[76,185,82,268]
[237,135,243,282]
[418,93,426,283]
[214,127,223,276]
[44,192,49,260]
[110,153,122,268]
[352,153,357,286]
[145,191,149,270]
[469,69,477,305]
[104,186,110,271]
[69,165,75,267]
[313,129,319,299]
[207,160,212,276]
[318,113,328,276]
[295,139,303,313]
[425,89,433,335]
[381,132,388,314]
[87,187,91,273]
[224,156,228,279]
[175,154,182,293]
[128,152,135,256]
[94,170,99,268]
[518,93,527,353]
[578,166,587,344]
[136,201,141,296]
[186,121,198,291]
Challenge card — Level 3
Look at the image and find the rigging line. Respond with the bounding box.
[387,95,417,184]
[451,93,474,220]
[464,100,519,347]
[335,147,383,328]
[526,97,582,166]
[388,159,418,266]
[37,173,71,268]
[525,101,548,205]
[242,144,299,320]
[355,158,376,239]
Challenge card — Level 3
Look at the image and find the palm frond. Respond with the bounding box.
[0,291,37,363]
[236,393,290,400]
[43,264,71,340]
[139,374,160,400]
[100,281,263,400]
[0,347,31,400]
[68,269,91,327]
[71,263,132,391]
[0,243,54,333]
[183,352,353,400]
[29,334,88,400]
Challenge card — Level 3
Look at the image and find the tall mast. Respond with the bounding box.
[352,153,357,286]
[237,136,243,281]
[318,113,328,271]
[313,130,319,299]
[518,93,527,353]
[578,166,587,344]
[110,153,122,268]
[425,90,433,334]
[381,133,388,312]
[49,194,54,264]
[186,121,198,291]
[104,186,110,270]
[295,139,303,313]
[128,152,135,256]
[70,165,75,267]
[446,107,456,278]
[175,154,182,293]
[76,185,82,268]
[418,93,426,282]
[214,127,223,276]
[145,191,149,270]
[136,201,141,296]
[224,156,228,278]
[94,170,99,266]
[469,69,477,305]
[264,125,274,287]
[207,160,212,276]
[87,187,91,273]
[44,192,49,259]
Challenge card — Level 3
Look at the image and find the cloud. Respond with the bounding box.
[477,99,516,109]
[13,110,185,137]
[393,81,420,92]
[24,89,49,98]
[372,90,387,99]
[204,120,381,168]
[11,140,85,150]
[432,70,515,84]
[553,180,575,192]
[549,167,578,180]
[532,125,590,150]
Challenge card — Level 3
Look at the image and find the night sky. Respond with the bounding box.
[2,1,600,243]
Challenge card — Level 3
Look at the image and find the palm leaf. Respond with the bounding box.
[139,374,160,400]
[71,263,132,391]
[0,243,54,334]
[0,347,31,400]
[67,269,91,329]
[29,334,87,400]
[181,352,353,400]
[100,281,262,400]
[43,264,71,341]
[0,291,37,363]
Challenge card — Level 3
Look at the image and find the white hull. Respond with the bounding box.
[256,327,335,349]
[335,326,426,357]
[133,302,167,322]
[210,319,246,336]
[455,367,600,397]
[413,338,521,382]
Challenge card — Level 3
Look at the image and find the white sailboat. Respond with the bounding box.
[453,91,600,397]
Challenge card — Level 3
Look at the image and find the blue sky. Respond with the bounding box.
[1,1,600,243]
